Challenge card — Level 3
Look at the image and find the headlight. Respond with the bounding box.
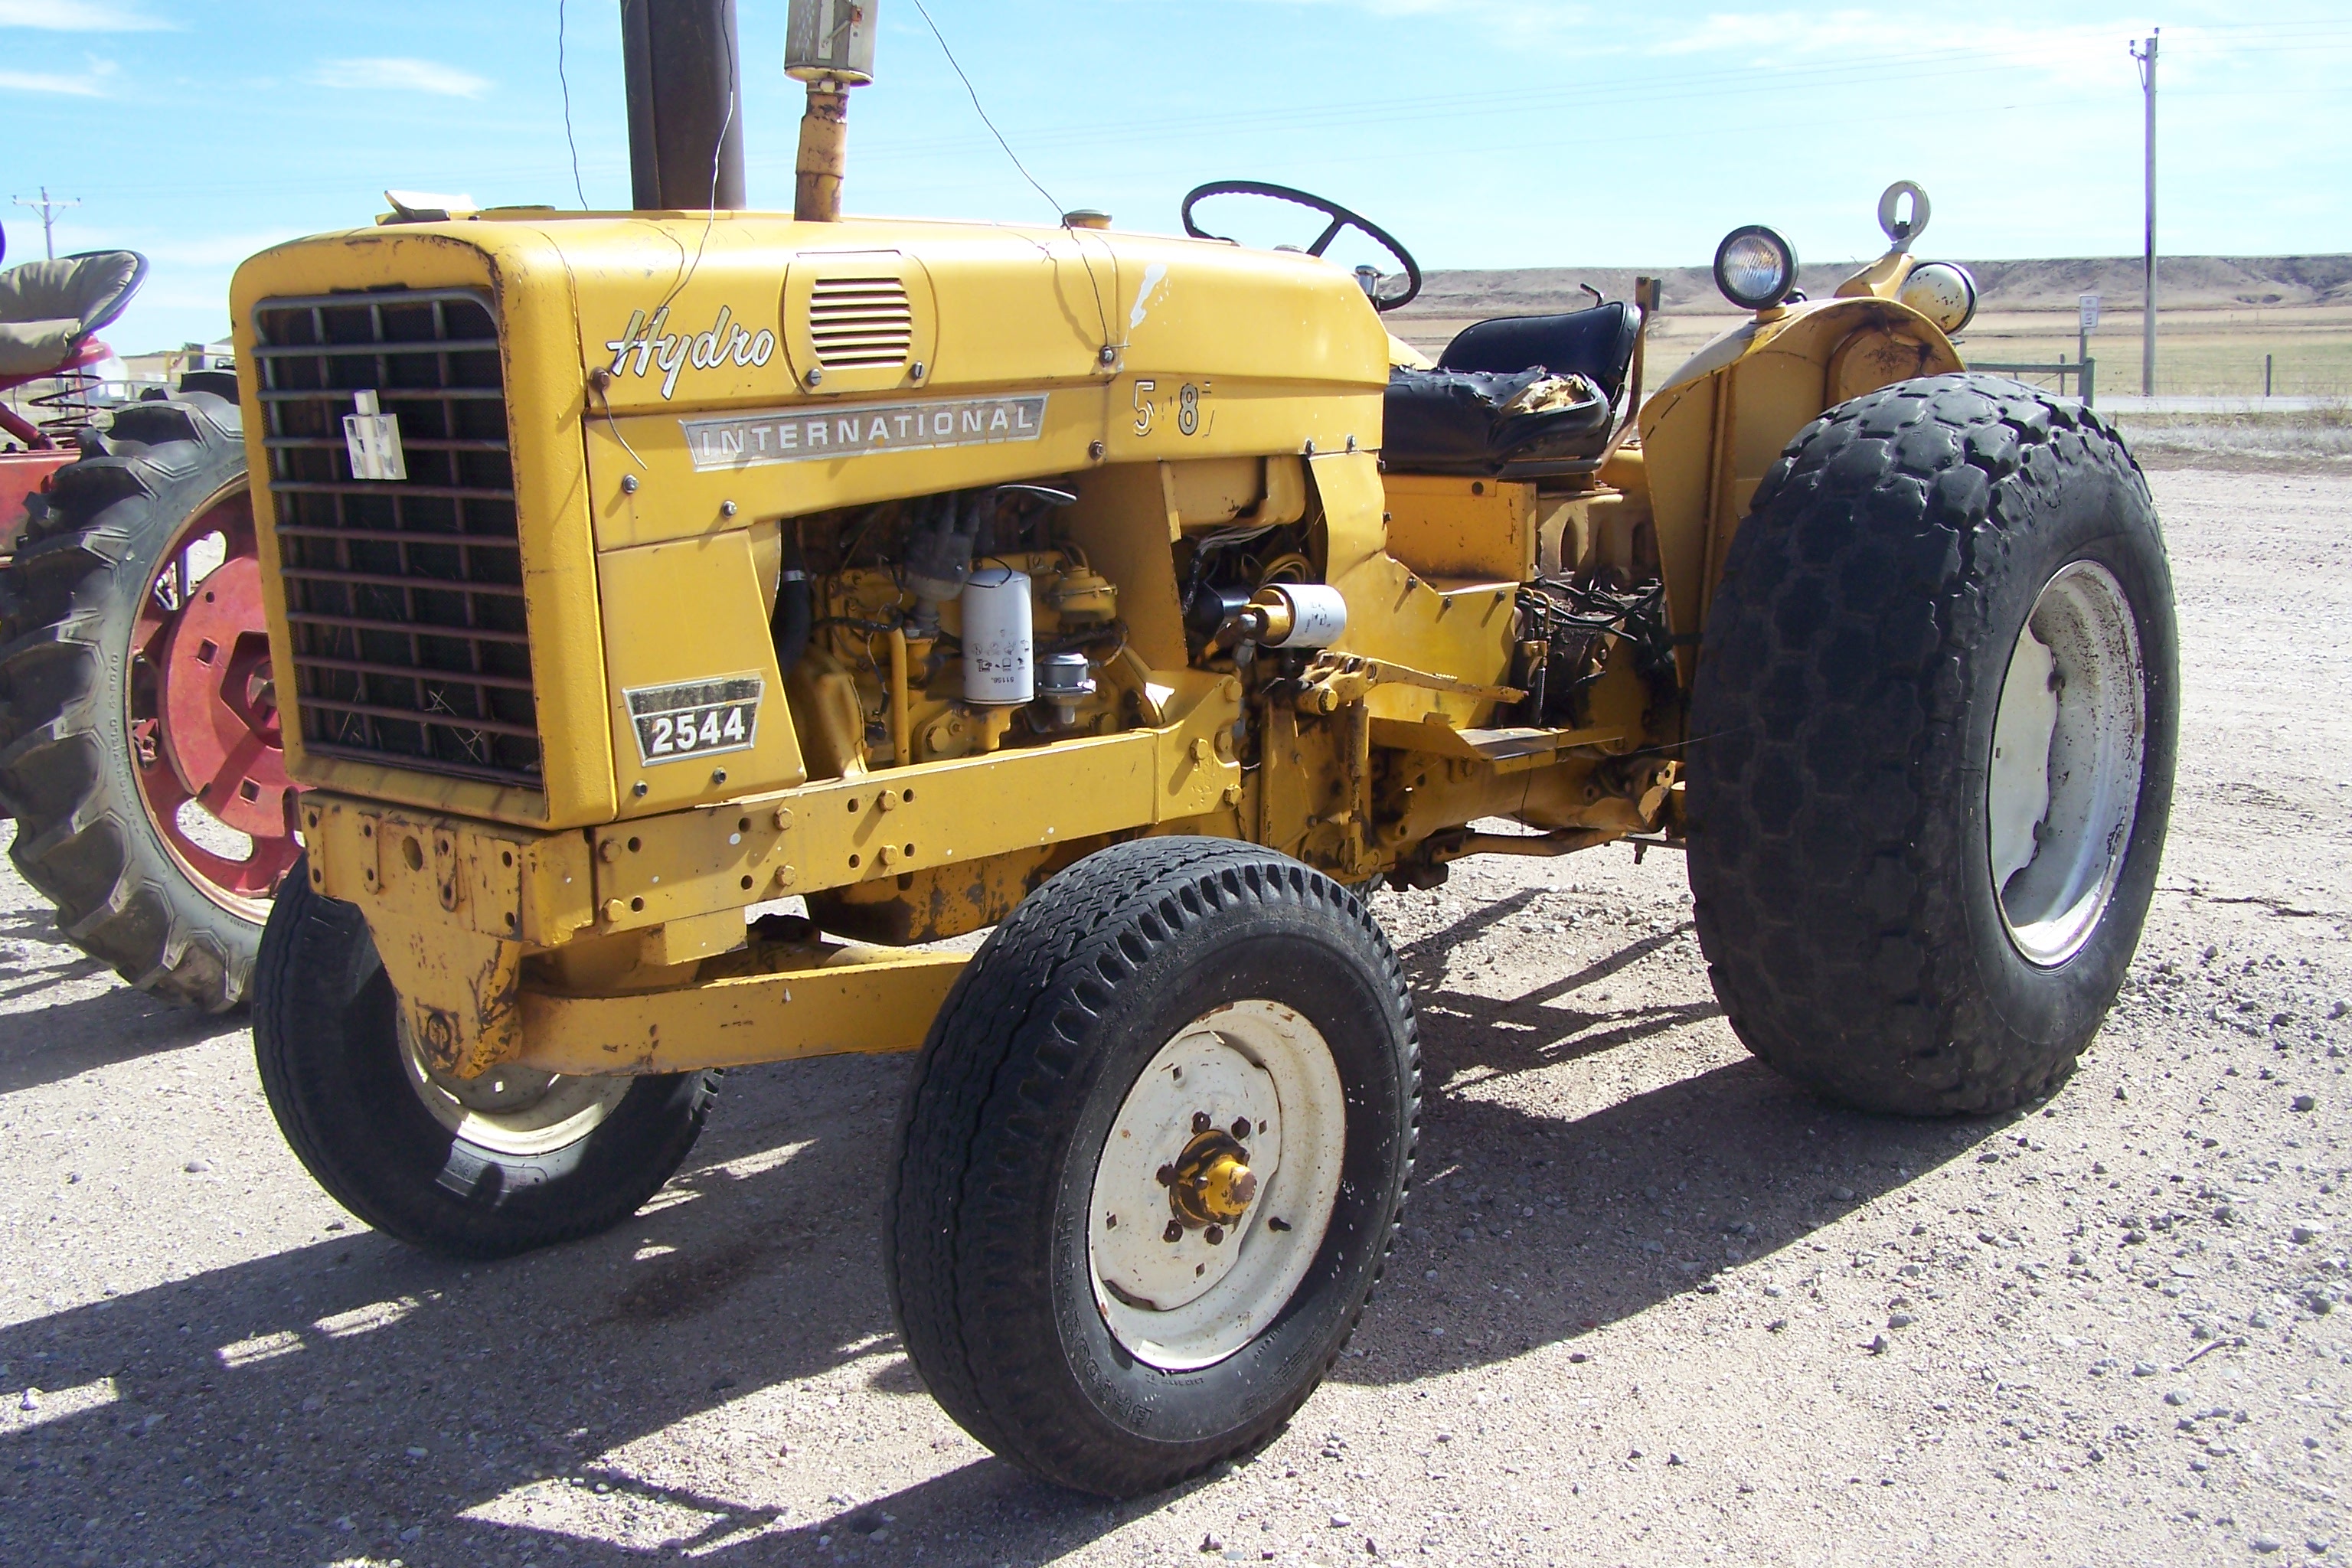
[1900,261,1978,335]
[1713,225,1798,312]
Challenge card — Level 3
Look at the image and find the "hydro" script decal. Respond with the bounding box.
[605,305,777,400]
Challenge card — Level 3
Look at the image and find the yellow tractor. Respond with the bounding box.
[233,5,2174,1499]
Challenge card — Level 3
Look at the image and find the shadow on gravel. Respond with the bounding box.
[0,893,2020,1566]
[0,917,240,1095]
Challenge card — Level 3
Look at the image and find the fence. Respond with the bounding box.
[1968,357,2096,408]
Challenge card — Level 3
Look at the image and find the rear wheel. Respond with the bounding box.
[252,858,717,1259]
[886,838,1419,1497]
[1685,374,2176,1116]
[0,391,295,1009]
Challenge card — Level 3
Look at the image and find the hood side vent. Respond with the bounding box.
[808,275,913,370]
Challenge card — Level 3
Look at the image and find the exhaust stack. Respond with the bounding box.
[786,0,879,222]
[620,0,747,211]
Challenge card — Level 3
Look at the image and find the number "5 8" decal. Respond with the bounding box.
[1131,379,1210,439]
[624,674,765,767]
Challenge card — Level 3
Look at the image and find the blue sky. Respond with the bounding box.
[4,0,2347,351]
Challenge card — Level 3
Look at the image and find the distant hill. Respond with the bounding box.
[1390,255,2352,323]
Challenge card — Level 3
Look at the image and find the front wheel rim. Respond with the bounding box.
[1086,1000,1346,1371]
[397,1016,632,1158]
[1986,560,2147,967]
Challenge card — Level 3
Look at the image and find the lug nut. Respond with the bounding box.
[1155,1164,1176,1187]
[1191,1111,1213,1134]
[1230,1118,1251,1140]
[1204,1225,1224,1246]
[1162,1220,1184,1244]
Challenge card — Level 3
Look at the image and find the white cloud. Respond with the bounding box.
[0,65,106,96]
[0,0,171,29]
[309,57,494,100]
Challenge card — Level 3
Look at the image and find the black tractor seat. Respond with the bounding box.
[1437,300,1640,397]
[1382,299,1642,479]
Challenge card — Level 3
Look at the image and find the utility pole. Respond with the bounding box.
[10,186,80,260]
[2132,30,2158,397]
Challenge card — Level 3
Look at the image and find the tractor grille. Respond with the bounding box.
[251,288,542,791]
[807,275,913,369]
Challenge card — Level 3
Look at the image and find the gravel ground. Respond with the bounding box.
[2,465,2348,1568]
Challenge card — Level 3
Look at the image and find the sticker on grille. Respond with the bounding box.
[251,288,542,791]
[808,275,913,369]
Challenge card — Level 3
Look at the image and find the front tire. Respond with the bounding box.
[252,858,717,1259]
[886,838,1419,1497]
[1685,374,2177,1116]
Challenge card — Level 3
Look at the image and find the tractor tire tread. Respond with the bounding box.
[1686,372,2164,1116]
[887,836,1419,1495]
[0,393,258,1011]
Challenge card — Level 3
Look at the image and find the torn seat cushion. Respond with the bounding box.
[1381,364,1613,476]
[0,251,146,377]
[1438,300,1641,403]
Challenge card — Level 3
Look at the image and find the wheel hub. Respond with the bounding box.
[1164,1125,1259,1231]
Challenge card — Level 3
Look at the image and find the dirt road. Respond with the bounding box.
[2,464,2347,1568]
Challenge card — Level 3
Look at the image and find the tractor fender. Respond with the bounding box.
[1635,296,1964,681]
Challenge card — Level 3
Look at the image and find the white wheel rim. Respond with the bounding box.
[398,1016,632,1158]
[1986,560,2146,967]
[1086,1000,1346,1371]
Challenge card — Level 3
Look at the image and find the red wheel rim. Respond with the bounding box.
[127,479,301,919]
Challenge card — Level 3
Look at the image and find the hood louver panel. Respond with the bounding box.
[807,276,913,370]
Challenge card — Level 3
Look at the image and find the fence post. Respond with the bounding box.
[2265,354,2273,398]
[2082,357,2095,410]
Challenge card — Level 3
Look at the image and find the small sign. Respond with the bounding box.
[678,392,1050,472]
[625,675,764,766]
[2079,293,2102,335]
[342,388,407,482]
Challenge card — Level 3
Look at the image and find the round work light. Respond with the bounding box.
[1900,261,1980,335]
[1713,225,1798,312]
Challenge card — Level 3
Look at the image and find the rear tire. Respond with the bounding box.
[0,392,281,1010]
[885,838,1419,1497]
[1685,374,2177,1116]
[253,858,718,1259]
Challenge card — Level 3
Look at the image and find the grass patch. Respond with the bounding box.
[2106,401,2352,463]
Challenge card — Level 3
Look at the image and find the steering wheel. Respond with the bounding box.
[1180,181,1423,312]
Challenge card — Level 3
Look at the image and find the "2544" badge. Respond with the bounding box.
[625,675,764,766]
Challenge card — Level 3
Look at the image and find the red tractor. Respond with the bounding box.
[0,230,293,1011]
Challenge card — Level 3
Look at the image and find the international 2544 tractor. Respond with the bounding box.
[233,2,2173,1498]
